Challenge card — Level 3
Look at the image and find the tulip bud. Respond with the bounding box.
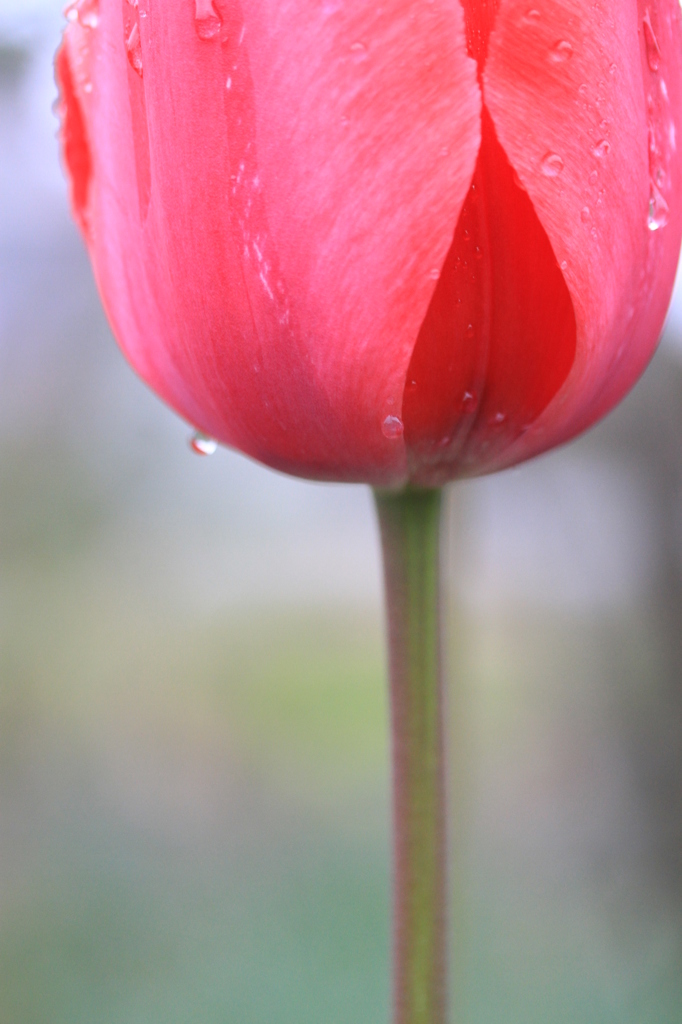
[56,0,682,487]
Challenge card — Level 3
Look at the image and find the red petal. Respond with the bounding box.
[403,107,576,485]
[55,37,93,235]
[83,0,480,484]
[483,0,682,469]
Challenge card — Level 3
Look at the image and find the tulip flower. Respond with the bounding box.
[56,2,682,1022]
[56,0,682,489]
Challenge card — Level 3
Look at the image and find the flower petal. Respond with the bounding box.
[67,0,480,484]
[483,0,682,470]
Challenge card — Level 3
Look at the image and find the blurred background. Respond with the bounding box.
[2,3,682,1021]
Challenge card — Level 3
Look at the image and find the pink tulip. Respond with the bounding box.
[57,0,682,487]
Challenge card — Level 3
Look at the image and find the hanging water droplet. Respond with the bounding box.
[642,10,661,72]
[190,432,218,455]
[593,139,611,158]
[126,22,143,76]
[549,39,573,63]
[194,0,222,40]
[461,391,478,413]
[382,415,404,439]
[580,206,591,223]
[648,182,669,230]
[541,152,564,177]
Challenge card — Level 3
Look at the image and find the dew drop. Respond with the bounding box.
[491,412,506,425]
[648,181,669,230]
[428,267,440,280]
[382,415,404,439]
[541,152,564,177]
[589,170,598,185]
[549,39,573,63]
[643,10,661,72]
[125,22,143,76]
[580,206,591,223]
[593,139,611,158]
[194,0,222,40]
[190,432,218,456]
[465,323,475,338]
[560,260,568,271]
[461,391,478,413]
[65,0,99,28]
[350,41,368,62]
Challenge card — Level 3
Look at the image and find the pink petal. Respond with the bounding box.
[62,0,480,485]
[483,0,682,471]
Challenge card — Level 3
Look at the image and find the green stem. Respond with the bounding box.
[374,487,446,1024]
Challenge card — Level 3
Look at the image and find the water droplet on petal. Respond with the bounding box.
[491,412,506,425]
[593,139,610,158]
[65,0,100,27]
[580,206,591,223]
[190,432,218,455]
[461,391,478,413]
[648,181,669,230]
[382,415,404,439]
[194,0,222,40]
[643,10,661,72]
[350,41,368,62]
[465,324,475,338]
[560,260,568,271]
[428,267,440,280]
[541,152,564,177]
[125,22,143,76]
[589,170,598,185]
[549,39,573,63]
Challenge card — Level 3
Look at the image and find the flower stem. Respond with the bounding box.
[374,487,447,1024]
